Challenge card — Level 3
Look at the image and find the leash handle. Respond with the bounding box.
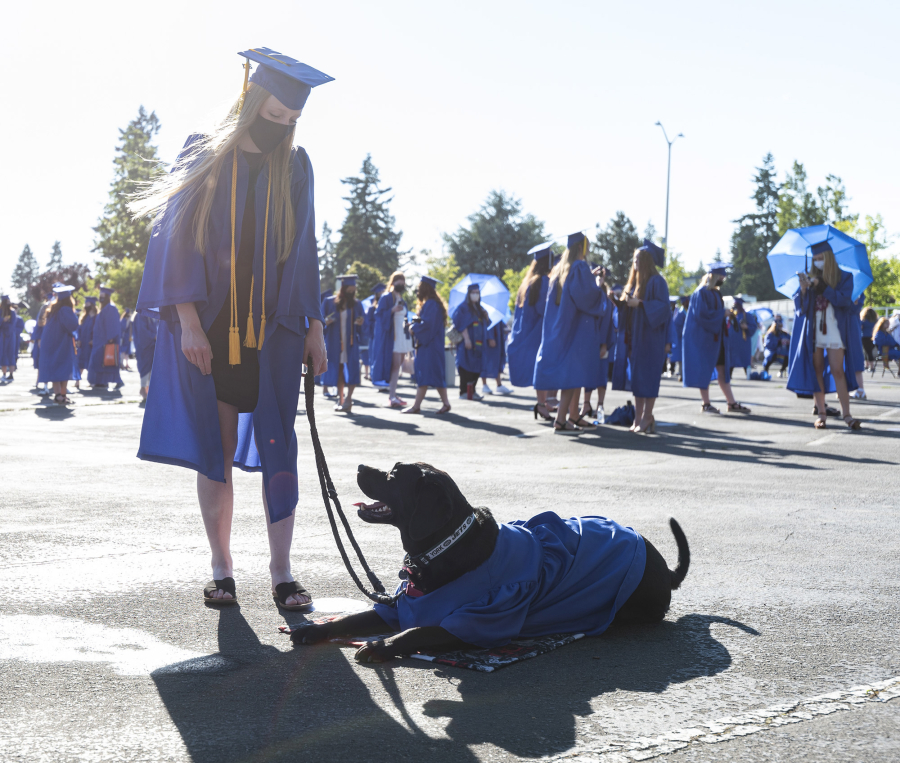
[304,357,397,605]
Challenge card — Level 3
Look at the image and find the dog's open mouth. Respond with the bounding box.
[354,500,393,523]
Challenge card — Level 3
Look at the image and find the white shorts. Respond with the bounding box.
[815,304,844,350]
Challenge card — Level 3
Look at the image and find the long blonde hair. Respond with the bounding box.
[549,238,587,305]
[809,247,841,288]
[130,83,297,264]
[516,255,552,307]
[624,249,659,300]
[701,272,722,289]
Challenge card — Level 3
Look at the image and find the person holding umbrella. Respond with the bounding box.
[681,263,750,415]
[403,276,452,414]
[788,241,861,429]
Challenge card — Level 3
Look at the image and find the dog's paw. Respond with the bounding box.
[289,622,331,645]
[354,640,395,664]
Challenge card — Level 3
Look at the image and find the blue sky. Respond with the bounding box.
[2,0,898,296]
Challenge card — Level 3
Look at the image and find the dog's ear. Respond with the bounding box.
[409,476,454,542]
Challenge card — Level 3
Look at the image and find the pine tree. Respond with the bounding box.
[334,155,406,276]
[47,241,63,270]
[728,154,781,300]
[318,222,337,292]
[443,190,546,277]
[11,244,40,317]
[777,161,825,236]
[594,211,640,284]
[93,106,163,269]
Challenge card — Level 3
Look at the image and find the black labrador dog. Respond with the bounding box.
[290,462,689,663]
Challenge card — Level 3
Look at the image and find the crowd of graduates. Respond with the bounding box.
[0,285,159,406]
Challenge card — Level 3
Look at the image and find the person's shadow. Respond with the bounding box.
[152,610,754,762]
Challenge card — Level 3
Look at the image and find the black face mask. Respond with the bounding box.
[248,114,291,154]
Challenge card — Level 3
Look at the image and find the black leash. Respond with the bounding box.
[304,357,398,605]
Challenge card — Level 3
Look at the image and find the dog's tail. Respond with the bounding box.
[668,518,690,590]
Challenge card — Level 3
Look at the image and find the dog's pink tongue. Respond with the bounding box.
[353,501,386,511]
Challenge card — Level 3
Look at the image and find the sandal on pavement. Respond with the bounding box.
[553,420,581,434]
[635,416,656,434]
[273,581,313,611]
[812,405,840,417]
[814,415,827,429]
[843,415,862,430]
[203,577,238,605]
[533,403,553,421]
[569,416,596,430]
[701,404,720,414]
[436,404,451,415]
[727,402,751,414]
[401,407,422,415]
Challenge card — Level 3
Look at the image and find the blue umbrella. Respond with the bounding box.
[448,274,511,329]
[747,306,774,322]
[767,224,873,302]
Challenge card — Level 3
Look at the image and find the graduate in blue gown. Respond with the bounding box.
[508,242,553,418]
[727,297,759,376]
[847,294,868,399]
[322,273,365,412]
[374,512,646,649]
[362,283,385,381]
[581,283,615,423]
[119,310,134,371]
[37,285,79,404]
[763,314,790,375]
[87,286,123,389]
[133,308,159,405]
[0,295,18,381]
[872,316,900,373]
[533,232,608,433]
[76,296,98,389]
[373,272,411,406]
[403,276,452,415]
[681,263,750,415]
[479,321,504,395]
[786,242,860,430]
[670,295,688,380]
[453,283,491,401]
[131,47,332,608]
[612,241,671,432]
[859,306,877,374]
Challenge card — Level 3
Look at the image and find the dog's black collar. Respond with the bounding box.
[405,513,476,567]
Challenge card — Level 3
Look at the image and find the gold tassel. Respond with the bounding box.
[258,315,267,350]
[228,149,241,366]
[244,275,257,348]
[229,326,241,364]
[256,161,272,351]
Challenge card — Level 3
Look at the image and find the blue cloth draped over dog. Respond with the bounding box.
[321,296,364,386]
[374,513,646,649]
[506,276,548,388]
[37,307,79,383]
[410,298,446,388]
[87,303,123,387]
[135,135,322,523]
[533,261,607,390]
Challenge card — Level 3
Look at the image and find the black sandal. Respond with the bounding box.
[569,416,596,430]
[273,581,313,611]
[533,403,553,421]
[203,577,238,605]
[553,420,580,434]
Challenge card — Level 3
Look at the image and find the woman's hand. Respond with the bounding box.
[176,302,213,375]
[354,316,364,326]
[599,343,608,359]
[324,313,335,326]
[798,272,809,293]
[626,297,641,308]
[488,339,496,348]
[304,319,327,376]
[392,303,404,314]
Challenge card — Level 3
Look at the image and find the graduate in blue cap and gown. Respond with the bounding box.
[363,283,385,380]
[612,241,671,432]
[322,274,365,412]
[787,242,861,430]
[453,282,490,401]
[508,242,553,418]
[133,307,160,405]
[479,319,507,396]
[87,286,124,389]
[131,47,332,609]
[872,316,900,373]
[119,310,134,371]
[670,295,688,380]
[76,296,98,389]
[763,314,790,375]
[847,293,868,399]
[403,276,452,414]
[31,291,53,394]
[533,232,608,433]
[727,297,759,377]
[0,295,18,381]
[37,284,79,404]
[681,263,750,415]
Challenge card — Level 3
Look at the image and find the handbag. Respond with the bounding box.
[606,400,635,427]
[103,342,118,367]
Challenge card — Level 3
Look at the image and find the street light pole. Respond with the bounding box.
[654,121,683,255]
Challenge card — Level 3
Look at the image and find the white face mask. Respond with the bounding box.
[470,294,480,303]
[813,259,824,270]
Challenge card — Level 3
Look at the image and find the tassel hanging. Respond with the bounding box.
[256,161,272,351]
[244,275,257,348]
[258,315,268,350]
[229,326,242,365]
[228,149,241,366]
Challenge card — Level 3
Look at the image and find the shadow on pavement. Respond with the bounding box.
[152,609,752,762]
[33,405,75,420]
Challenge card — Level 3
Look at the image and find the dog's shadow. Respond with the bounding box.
[417,613,757,759]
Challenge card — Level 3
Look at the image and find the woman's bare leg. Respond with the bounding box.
[700,387,711,406]
[437,387,450,407]
[388,352,403,398]
[813,347,827,415]
[404,386,427,412]
[633,397,645,430]
[197,400,238,600]
[336,366,345,405]
[827,348,851,417]
[263,483,309,607]
[555,389,577,427]
[346,383,357,402]
[715,367,737,405]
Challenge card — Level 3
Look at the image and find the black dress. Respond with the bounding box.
[207,150,265,413]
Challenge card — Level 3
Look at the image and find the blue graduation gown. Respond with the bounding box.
[120,316,133,356]
[371,293,397,385]
[787,270,859,394]
[624,275,670,398]
[134,312,160,379]
[587,293,615,390]
[0,311,18,366]
[77,314,95,371]
[682,286,729,388]
[31,323,42,369]
[374,512,646,649]
[37,307,79,383]
[362,301,378,367]
[874,330,900,360]
[506,277,548,388]
[321,296,364,386]
[846,295,866,374]
[410,298,447,388]
[135,136,322,523]
[452,302,487,375]
[764,329,790,363]
[610,305,631,391]
[534,261,607,390]
[729,310,759,369]
[671,308,686,365]
[481,323,503,379]
[87,304,123,386]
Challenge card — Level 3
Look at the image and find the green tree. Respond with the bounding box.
[661,249,687,296]
[777,161,824,236]
[728,153,781,300]
[104,258,145,311]
[443,190,545,278]
[594,211,640,284]
[93,106,163,270]
[11,244,40,317]
[334,155,406,276]
[426,252,462,309]
[345,260,385,299]
[318,221,337,292]
[835,214,897,306]
[47,241,63,270]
